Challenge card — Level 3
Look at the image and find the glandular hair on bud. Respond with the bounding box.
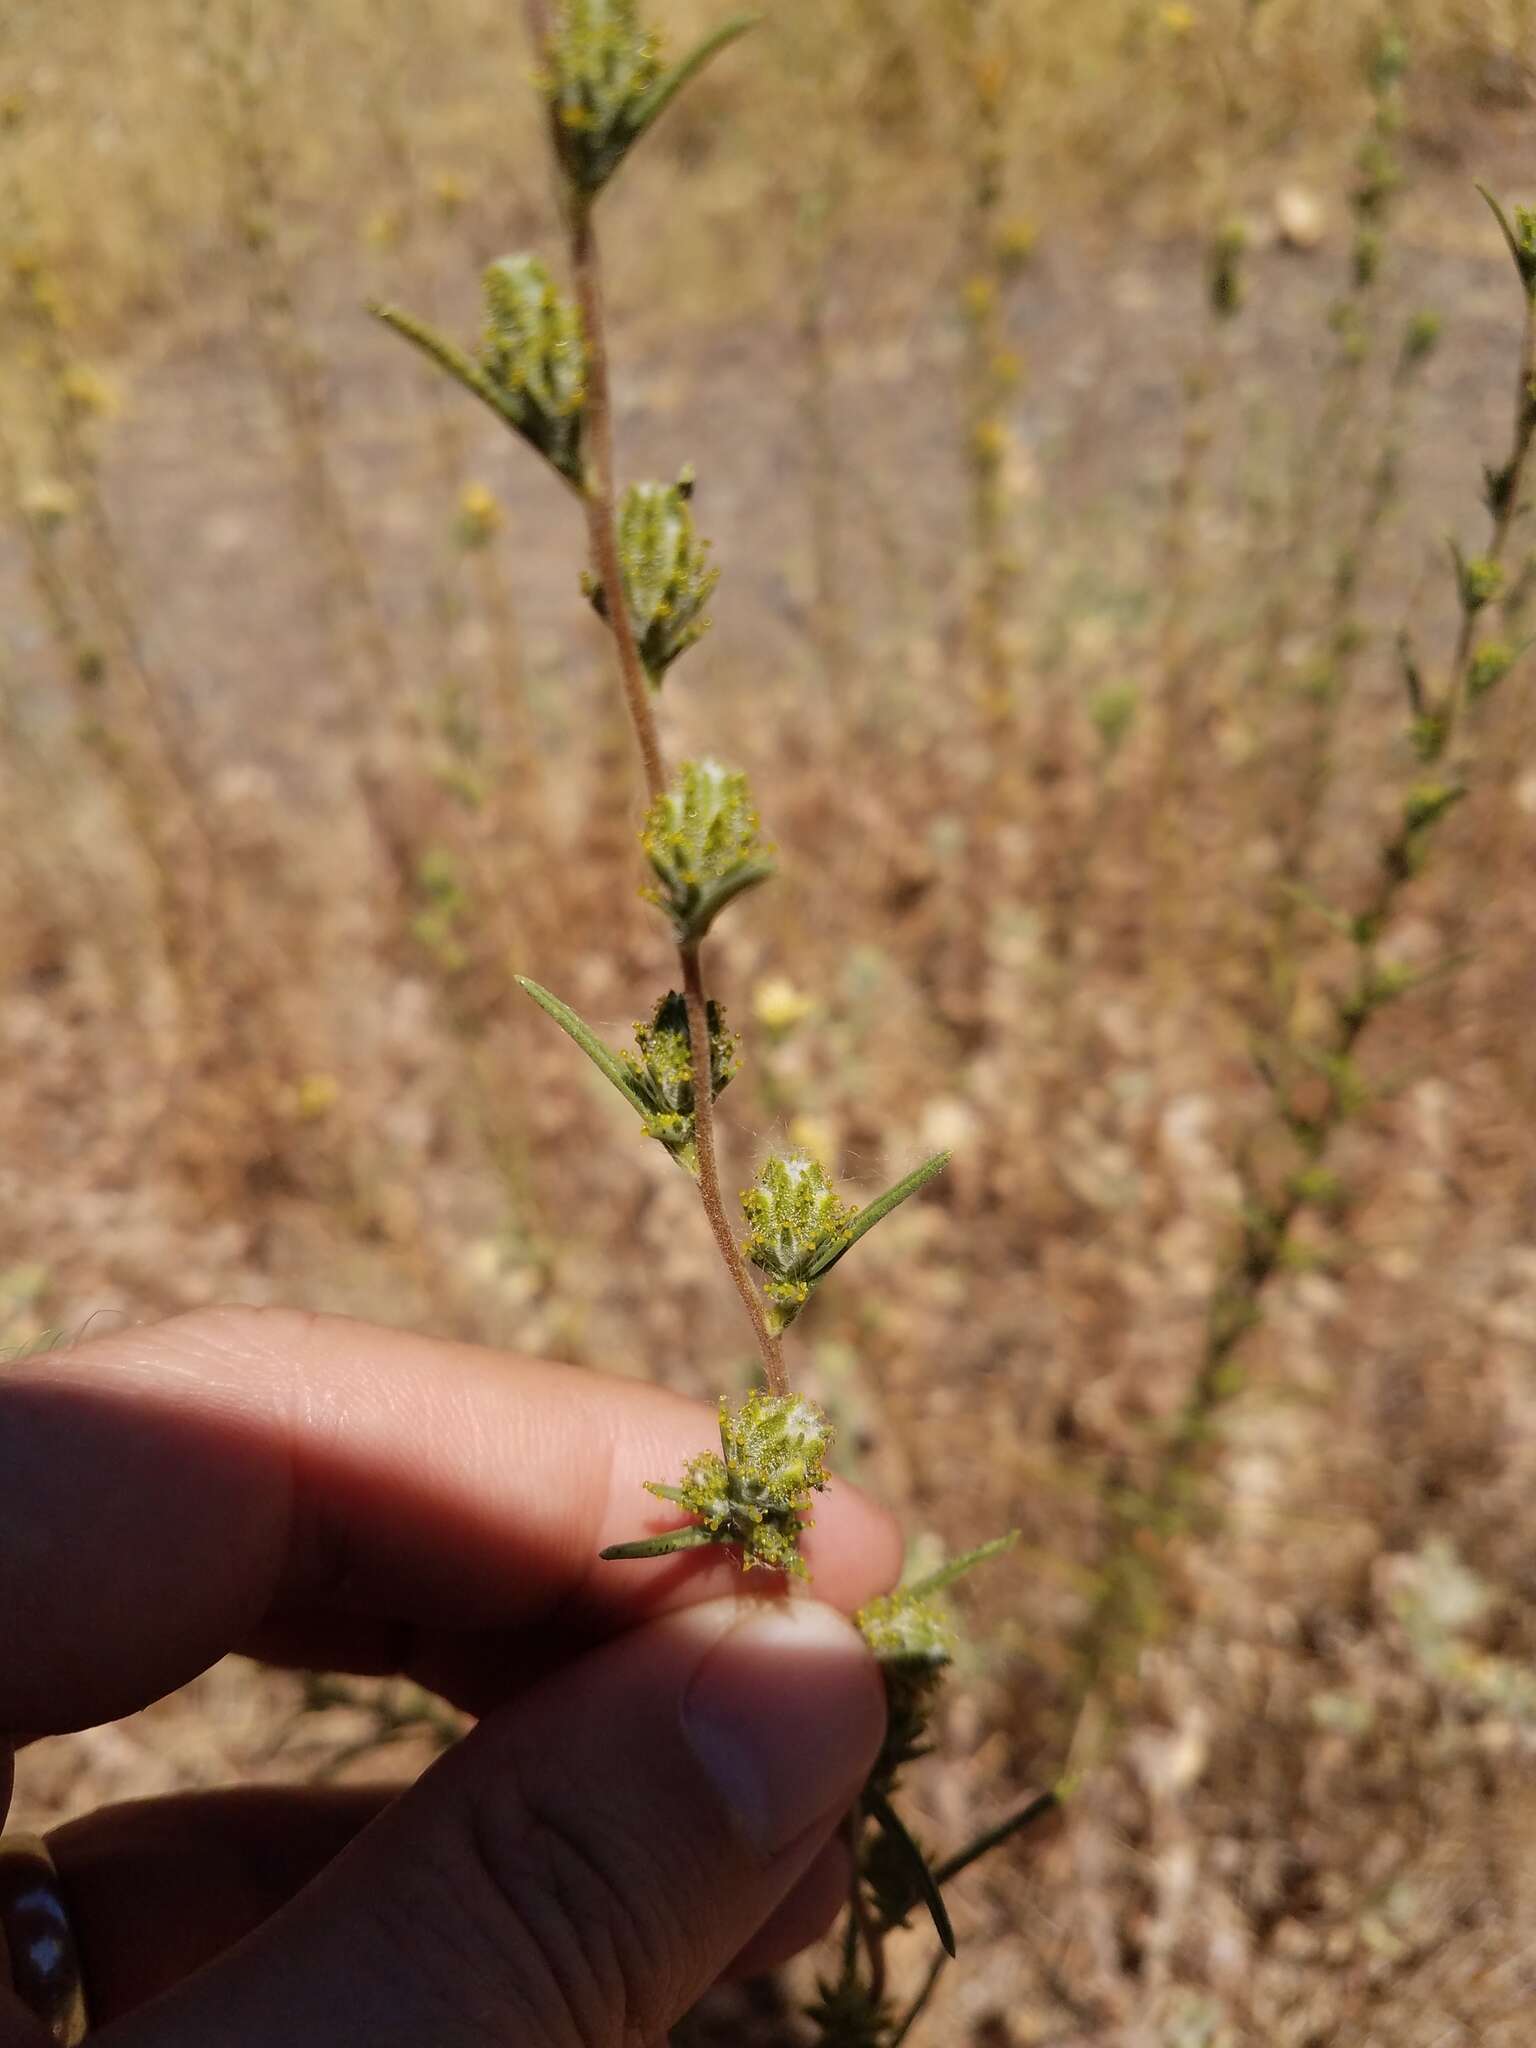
[740,1152,856,1331]
[640,757,775,943]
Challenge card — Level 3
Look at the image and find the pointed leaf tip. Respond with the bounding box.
[600,1525,718,1562]
[628,14,760,152]
[1476,183,1536,297]
[905,1530,1020,1601]
[807,1151,952,1280]
[515,976,648,1116]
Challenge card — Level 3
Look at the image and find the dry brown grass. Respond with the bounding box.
[4,2,1536,2042]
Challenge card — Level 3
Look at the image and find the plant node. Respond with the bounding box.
[619,989,739,1167]
[741,1152,857,1331]
[584,470,719,683]
[372,254,587,485]
[602,1388,833,1575]
[641,757,775,943]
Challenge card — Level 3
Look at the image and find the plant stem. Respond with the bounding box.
[890,1951,947,2047]
[1444,291,1536,742]
[928,1789,1059,1891]
[681,941,788,1393]
[534,18,784,1393]
[569,197,667,805]
[952,0,1013,732]
[1269,335,1428,965]
[843,1808,888,2010]
[1075,272,1536,1744]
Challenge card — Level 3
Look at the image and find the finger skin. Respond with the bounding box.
[0,1307,901,1736]
[91,1600,887,2048]
[46,1790,387,2022]
[40,1790,849,2024]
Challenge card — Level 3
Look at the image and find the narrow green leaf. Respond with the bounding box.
[866,1789,956,1958]
[600,1525,718,1562]
[930,1788,1061,1891]
[1476,183,1524,277]
[807,1152,952,1280]
[371,302,521,430]
[370,302,584,489]
[627,15,758,157]
[682,856,777,943]
[515,976,648,1116]
[904,1530,1020,1602]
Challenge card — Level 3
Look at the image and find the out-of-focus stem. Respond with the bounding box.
[1074,279,1536,1745]
[844,1808,888,2009]
[1445,292,1536,742]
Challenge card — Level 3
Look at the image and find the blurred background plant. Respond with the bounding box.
[5,0,1536,2042]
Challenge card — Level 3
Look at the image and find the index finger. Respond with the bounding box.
[0,1307,901,1738]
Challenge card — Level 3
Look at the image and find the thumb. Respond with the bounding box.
[101,1598,885,2048]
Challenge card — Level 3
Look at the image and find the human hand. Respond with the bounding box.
[0,1308,898,2046]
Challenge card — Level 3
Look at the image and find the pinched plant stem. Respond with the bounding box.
[569,199,668,805]
[682,940,788,1392]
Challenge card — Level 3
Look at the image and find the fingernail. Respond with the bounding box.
[680,1601,885,1859]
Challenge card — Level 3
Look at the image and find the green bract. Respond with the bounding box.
[514,977,735,1175]
[371,255,586,485]
[1479,185,1536,300]
[1451,541,1503,613]
[858,1587,957,1800]
[618,989,739,1165]
[857,1536,1019,1796]
[601,1389,834,1576]
[741,1153,857,1331]
[586,473,719,683]
[540,0,756,200]
[1402,780,1465,833]
[854,1535,1019,1952]
[640,757,775,943]
[1468,641,1516,699]
[741,1149,954,1333]
[541,0,662,196]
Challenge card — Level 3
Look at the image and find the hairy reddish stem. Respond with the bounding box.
[570,201,667,806]
[682,943,788,1393]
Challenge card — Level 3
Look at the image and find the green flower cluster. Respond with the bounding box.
[618,990,738,1165]
[740,1153,857,1332]
[514,977,738,1175]
[480,256,588,478]
[538,0,754,200]
[857,1535,1018,1800]
[587,473,719,683]
[641,758,775,944]
[539,0,663,197]
[372,255,587,485]
[857,1584,957,1800]
[603,1389,834,1576]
